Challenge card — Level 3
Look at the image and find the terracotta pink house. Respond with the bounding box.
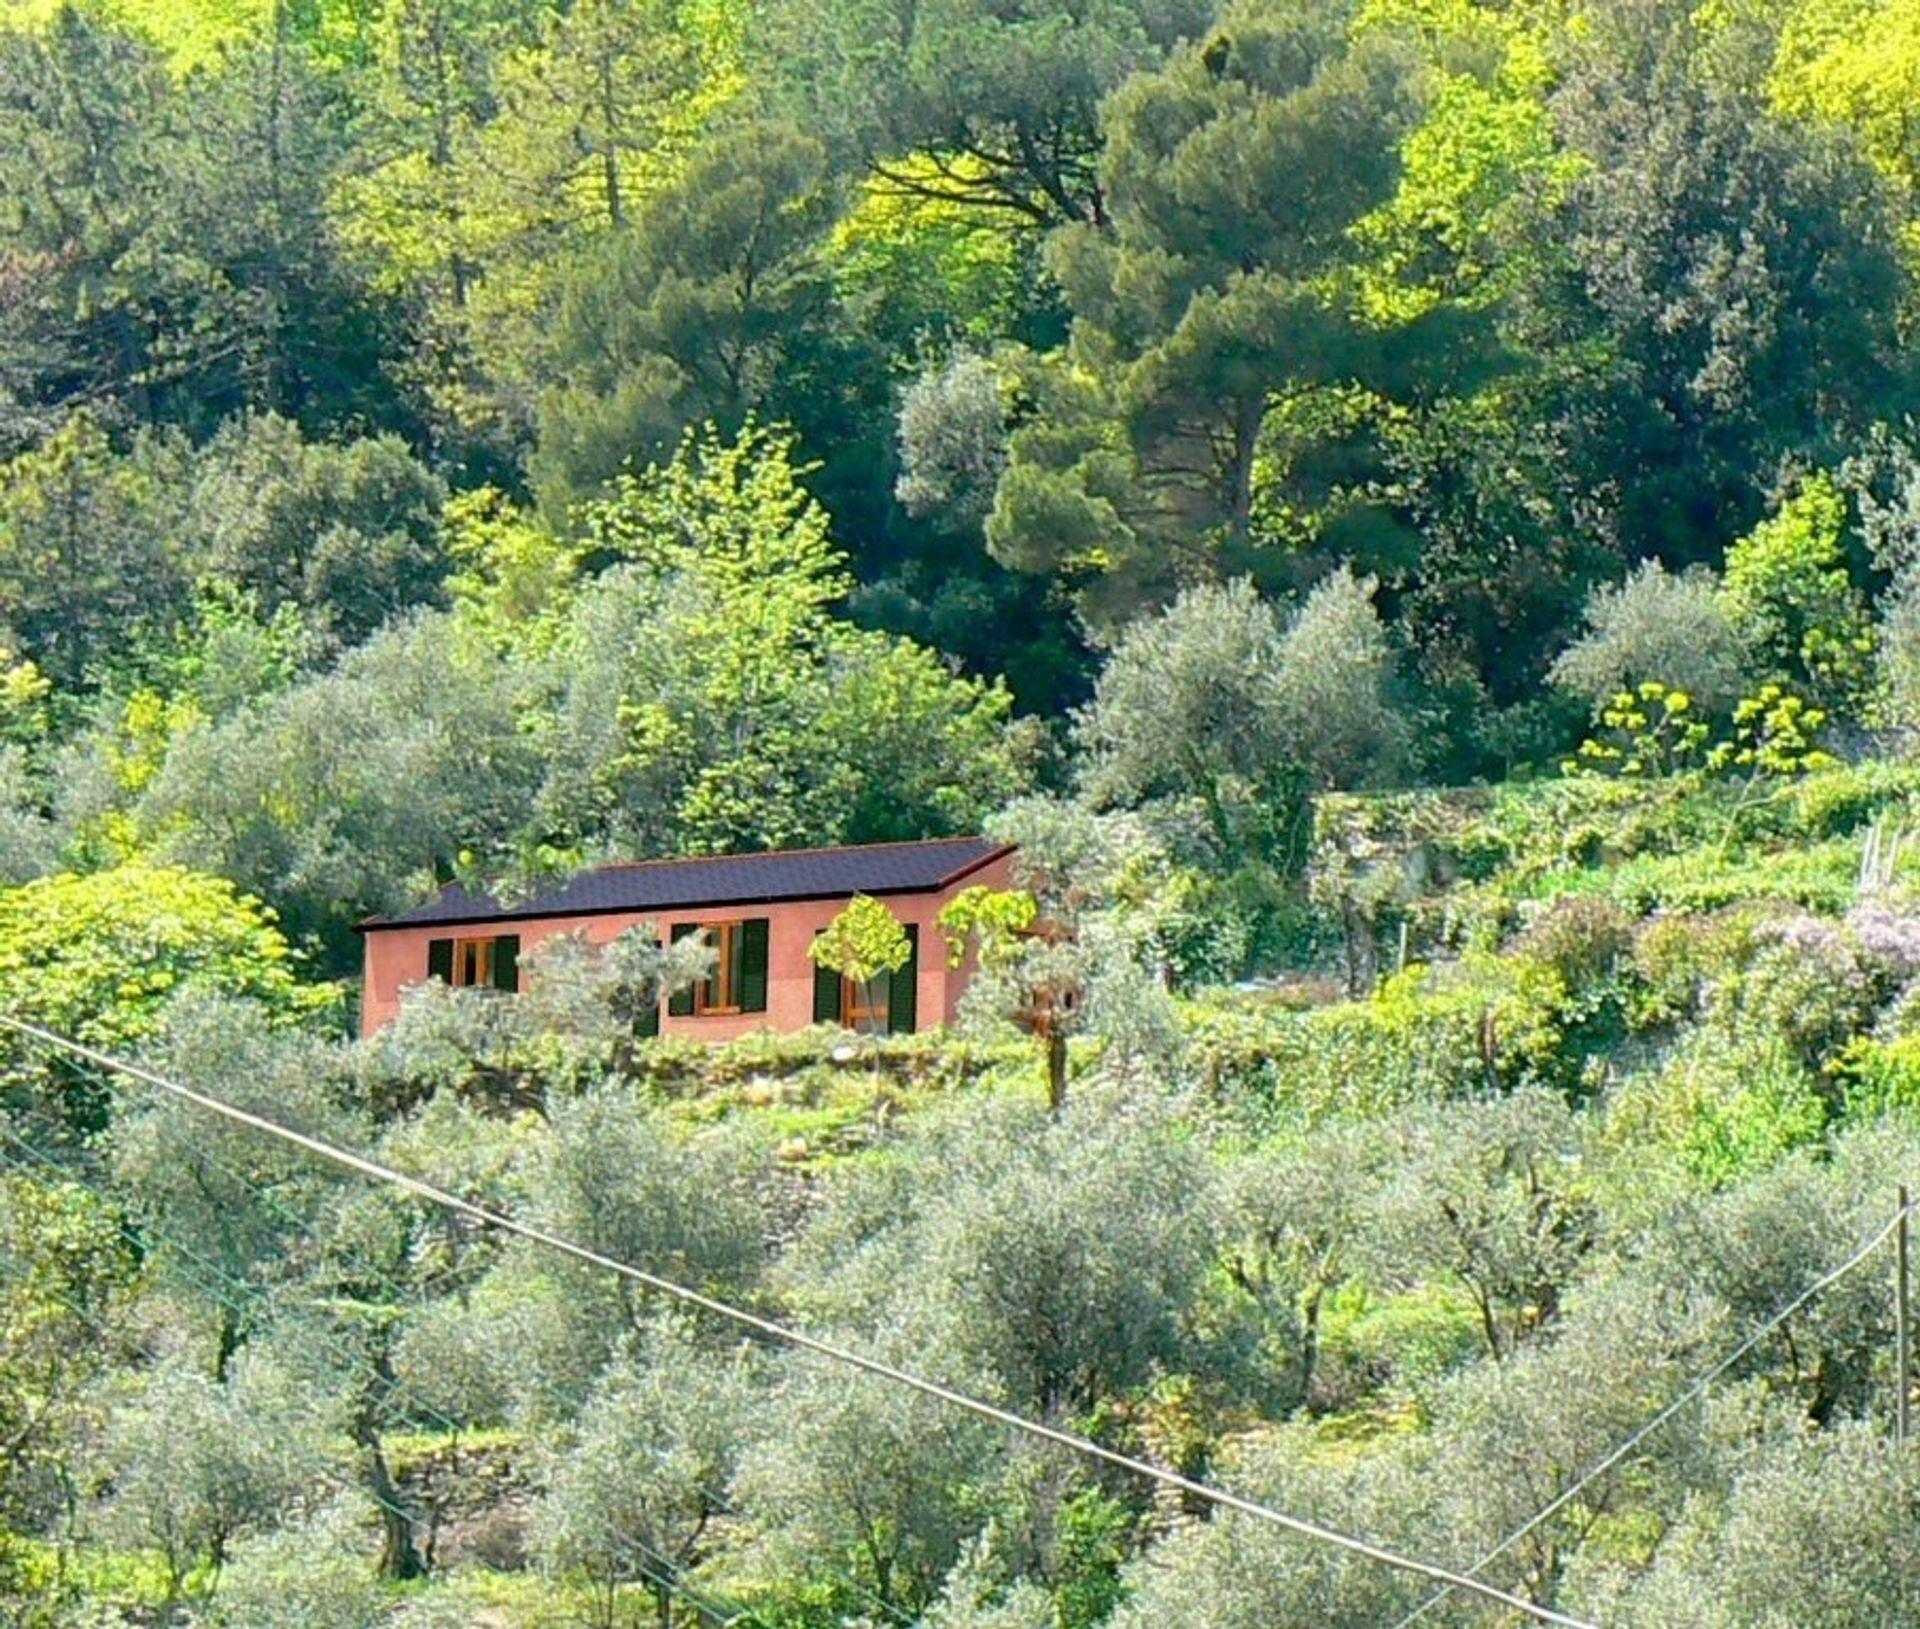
[355,836,1015,1040]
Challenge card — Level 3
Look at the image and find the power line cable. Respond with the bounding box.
[0,1015,1599,1629]
[1387,1197,1913,1629]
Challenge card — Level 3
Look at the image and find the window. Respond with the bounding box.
[451,937,493,988]
[842,972,890,1035]
[668,919,768,1016]
[700,921,746,1013]
[426,934,520,992]
[812,924,917,1035]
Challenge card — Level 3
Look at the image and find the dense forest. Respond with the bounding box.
[16,0,1920,1623]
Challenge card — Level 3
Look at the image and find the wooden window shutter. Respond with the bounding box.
[888,924,919,1036]
[492,935,520,993]
[812,932,842,1024]
[667,923,698,1016]
[427,938,454,983]
[738,918,769,1013]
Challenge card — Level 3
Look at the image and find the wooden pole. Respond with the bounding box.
[1898,1186,1911,1448]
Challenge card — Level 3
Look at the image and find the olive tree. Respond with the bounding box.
[1221,1117,1399,1411]
[733,1354,1006,1618]
[1576,1420,1920,1629]
[206,1496,389,1629]
[1550,561,1749,717]
[789,1093,1216,1422]
[93,1350,338,1603]
[1365,1091,1597,1363]
[896,350,1010,536]
[530,1314,760,1629]
[1107,1425,1432,1629]
[113,992,369,1376]
[940,798,1183,1108]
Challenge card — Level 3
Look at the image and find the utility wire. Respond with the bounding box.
[1387,1198,1913,1629]
[1,1015,1599,1629]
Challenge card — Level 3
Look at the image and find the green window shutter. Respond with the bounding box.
[492,935,520,993]
[427,938,453,983]
[888,925,919,1036]
[812,933,842,1025]
[667,923,698,1016]
[738,918,769,1013]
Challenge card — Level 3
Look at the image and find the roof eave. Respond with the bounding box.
[356,872,1002,935]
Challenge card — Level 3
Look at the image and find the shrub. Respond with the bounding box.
[1515,896,1634,998]
[1550,561,1748,715]
[1189,954,1575,1126]
[1602,1033,1828,1187]
[1833,1034,1920,1120]
[1721,472,1874,712]
[1728,919,1880,1073]
[1629,911,1761,1029]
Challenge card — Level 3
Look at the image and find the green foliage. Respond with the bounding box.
[205,1497,390,1629]
[0,413,187,692]
[809,894,912,986]
[760,0,1207,229]
[0,1169,141,1558]
[1191,952,1575,1126]
[1074,569,1409,972]
[1568,682,1712,779]
[1605,1032,1830,1188]
[539,421,1033,858]
[1551,561,1749,716]
[529,122,838,512]
[94,1351,340,1600]
[1833,1032,1920,1119]
[1707,682,1840,777]
[1577,1420,1920,1627]
[1050,1487,1134,1629]
[0,864,314,1131]
[530,1313,758,1628]
[138,611,544,960]
[18,0,1920,1619]
[895,350,1011,535]
[178,412,449,650]
[1722,473,1875,710]
[989,3,1430,614]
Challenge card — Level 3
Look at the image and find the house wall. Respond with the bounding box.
[358,851,1015,1039]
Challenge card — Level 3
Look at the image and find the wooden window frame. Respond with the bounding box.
[693,920,745,1015]
[450,936,495,989]
[842,973,891,1036]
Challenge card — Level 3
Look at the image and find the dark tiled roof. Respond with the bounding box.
[360,837,1012,932]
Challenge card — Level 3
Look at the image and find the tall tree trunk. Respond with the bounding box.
[355,1339,426,1579]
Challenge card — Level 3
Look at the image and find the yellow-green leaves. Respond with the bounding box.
[809,894,912,985]
[0,864,318,1089]
[1567,681,1712,778]
[1721,472,1875,709]
[936,885,1037,970]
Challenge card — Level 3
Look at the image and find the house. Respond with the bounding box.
[355,836,1016,1040]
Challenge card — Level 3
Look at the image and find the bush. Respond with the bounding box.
[1188,954,1575,1126]
[1602,1033,1828,1187]
[1514,895,1634,998]
[1833,1034,1920,1120]
[1550,561,1748,715]
[1630,911,1762,1029]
